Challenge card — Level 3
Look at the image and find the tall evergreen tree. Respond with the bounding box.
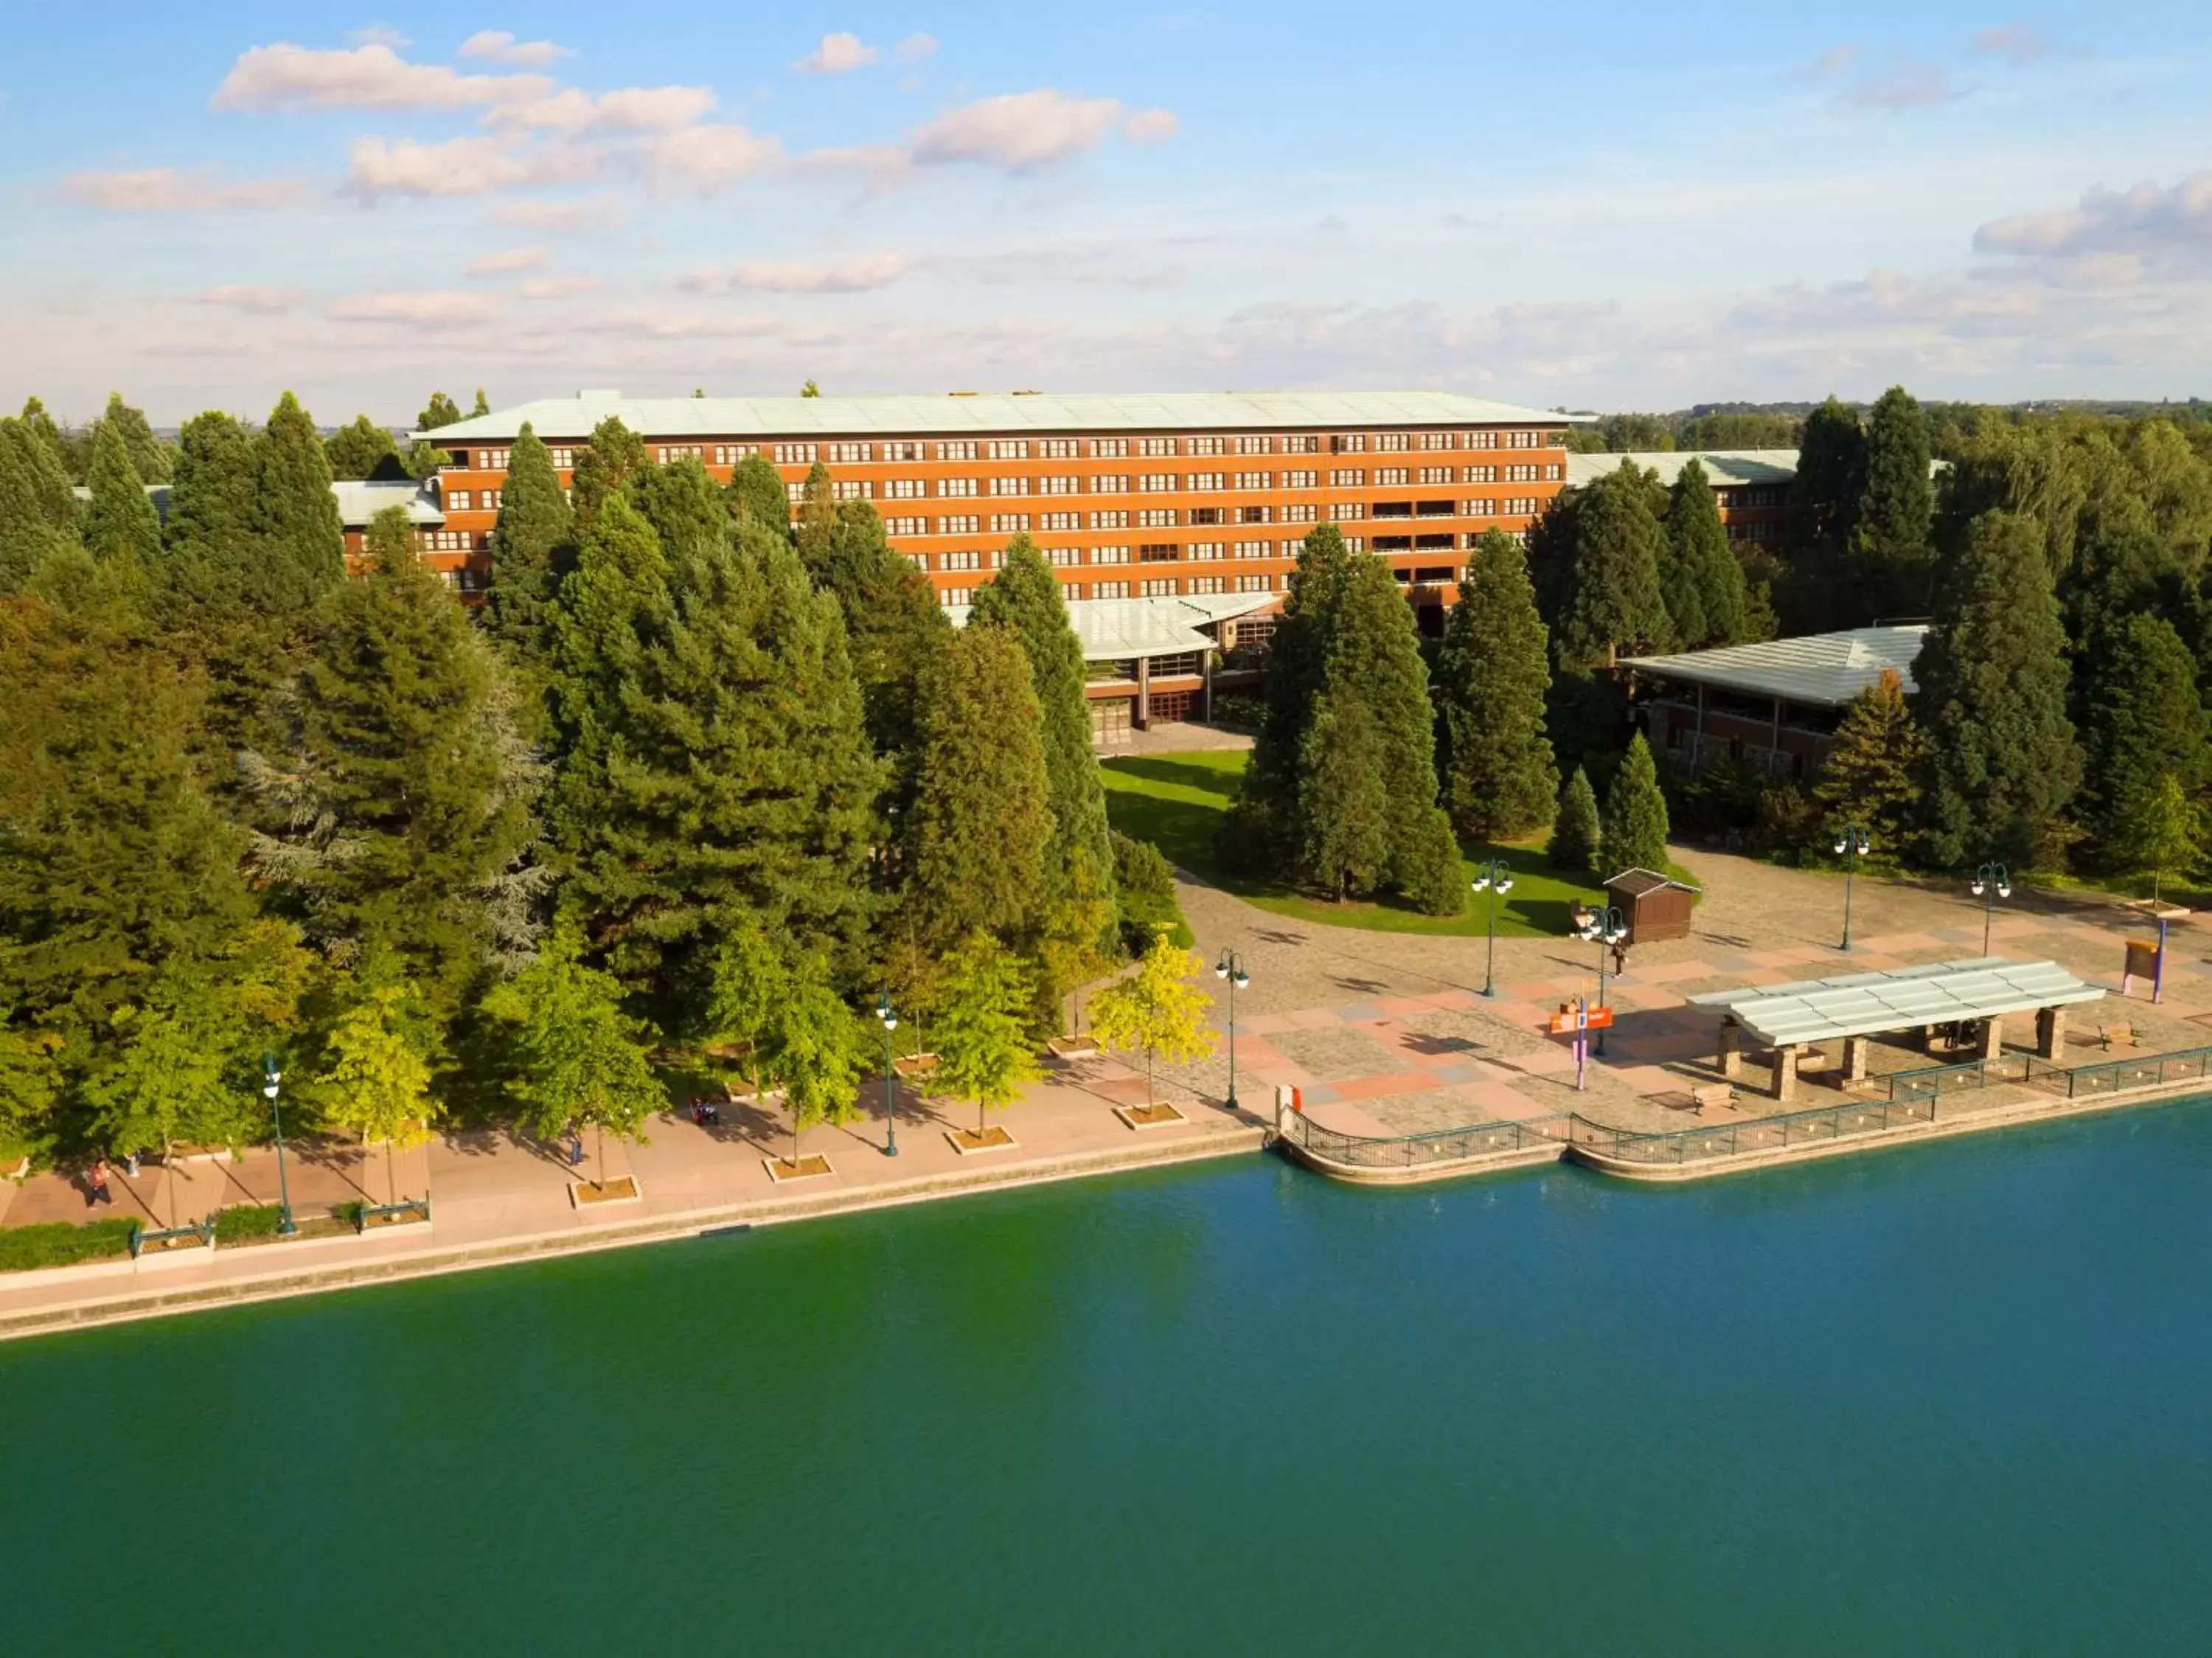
[804,500,945,777]
[794,461,838,574]
[485,423,574,669]
[83,418,161,568]
[324,414,403,481]
[727,454,793,538]
[1298,555,1463,913]
[417,392,463,432]
[1663,459,1747,646]
[251,392,345,597]
[1852,386,1936,620]
[0,417,82,588]
[1782,396,1868,629]
[1913,510,2083,867]
[1600,732,1670,875]
[569,416,648,532]
[1225,523,1349,868]
[94,392,174,485]
[628,456,730,561]
[2078,613,2209,865]
[1436,528,1557,840]
[1559,462,1671,667]
[1810,669,1928,853]
[470,389,490,417]
[1548,766,1601,874]
[163,411,260,570]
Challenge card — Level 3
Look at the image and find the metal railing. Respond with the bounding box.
[2039,1044,2212,1100]
[1884,1052,2033,1103]
[130,1219,214,1258]
[1279,1111,1573,1171]
[1574,1094,1938,1167]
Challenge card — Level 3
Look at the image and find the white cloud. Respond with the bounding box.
[465,246,551,277]
[895,33,938,62]
[487,83,717,133]
[728,254,910,293]
[490,195,625,229]
[212,42,552,111]
[349,27,411,49]
[568,309,782,340]
[196,284,302,314]
[644,123,785,193]
[338,133,599,202]
[1834,61,1960,111]
[58,166,303,211]
[911,90,1127,170]
[1975,170,2212,274]
[517,275,602,299]
[457,30,573,68]
[1124,108,1178,143]
[328,290,502,327]
[796,32,877,74]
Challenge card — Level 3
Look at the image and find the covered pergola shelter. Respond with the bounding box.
[1688,958,2105,1102]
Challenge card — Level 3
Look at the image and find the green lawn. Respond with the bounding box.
[1101,749,1607,939]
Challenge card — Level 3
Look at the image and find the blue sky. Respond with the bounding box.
[5,3,2211,422]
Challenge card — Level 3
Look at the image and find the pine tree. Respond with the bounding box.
[252,392,346,597]
[1600,731,1670,875]
[1225,524,1349,869]
[91,393,175,485]
[1810,669,1928,853]
[1559,462,1672,667]
[324,414,403,481]
[570,415,649,532]
[0,416,81,589]
[1852,386,1936,620]
[471,389,490,417]
[794,461,838,574]
[417,392,463,431]
[804,500,945,774]
[903,623,1053,952]
[630,457,732,563]
[727,455,792,538]
[932,930,1041,1139]
[163,411,260,569]
[1783,396,1867,630]
[1663,459,1747,646]
[1437,528,1558,840]
[1913,510,2083,867]
[485,422,574,669]
[1548,765,1601,874]
[246,508,540,1016]
[84,418,161,567]
[2079,613,2208,865]
[1298,555,1463,913]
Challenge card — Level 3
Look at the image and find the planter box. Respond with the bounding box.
[165,1145,235,1166]
[946,1125,1019,1156]
[763,1154,834,1184]
[1046,1037,1099,1061]
[570,1176,643,1209]
[892,1054,940,1081]
[1113,1102,1189,1131]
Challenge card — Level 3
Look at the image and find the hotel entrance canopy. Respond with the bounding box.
[954,592,1279,663]
[1686,957,2104,1049]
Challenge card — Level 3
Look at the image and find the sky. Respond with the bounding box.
[4,2,2211,423]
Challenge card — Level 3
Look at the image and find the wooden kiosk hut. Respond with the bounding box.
[1605,869,1699,944]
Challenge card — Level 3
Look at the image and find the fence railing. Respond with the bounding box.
[1573,1094,1938,1168]
[1885,1053,2033,1104]
[1279,1111,1573,1171]
[2038,1044,2212,1100]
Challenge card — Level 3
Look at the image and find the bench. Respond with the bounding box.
[2099,1024,2136,1052]
[1692,1083,1733,1114]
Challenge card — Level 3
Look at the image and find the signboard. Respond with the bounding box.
[1547,1006,1615,1034]
[2124,940,2160,981]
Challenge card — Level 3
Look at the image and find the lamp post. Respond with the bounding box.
[1214,950,1250,1112]
[875,991,899,1157]
[1834,824,1870,952]
[1573,903,1628,1056]
[1470,859,1515,999]
[263,1056,296,1238]
[1969,861,2011,956]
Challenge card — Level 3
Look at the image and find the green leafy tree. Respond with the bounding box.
[0,1018,60,1159]
[794,462,839,573]
[1109,832,1192,954]
[1088,934,1217,1109]
[801,380,822,398]
[1912,510,2082,867]
[471,389,490,418]
[315,965,441,1204]
[324,415,403,481]
[1600,732,1670,875]
[569,415,649,532]
[484,422,574,670]
[1548,765,1601,874]
[1852,386,1936,619]
[2127,774,2204,901]
[485,926,662,1188]
[417,392,463,431]
[1558,462,1672,666]
[85,961,260,1218]
[2079,613,2209,866]
[755,952,866,1168]
[1810,669,1928,853]
[83,417,161,567]
[630,457,732,562]
[1225,524,1349,868]
[252,392,346,597]
[931,931,1041,1139]
[1437,528,1557,839]
[1661,459,1747,646]
[727,454,793,538]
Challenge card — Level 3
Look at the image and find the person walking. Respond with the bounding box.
[88,1159,114,1207]
[566,1126,585,1169]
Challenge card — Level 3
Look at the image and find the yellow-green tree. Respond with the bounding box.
[933,931,1040,1139]
[316,967,441,1205]
[1088,934,1217,1107]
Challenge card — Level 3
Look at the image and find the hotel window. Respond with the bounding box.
[786,483,806,505]
[1506,430,1540,449]
[449,490,473,511]
[1140,578,1179,596]
[939,513,981,535]
[1464,499,1498,517]
[1506,464,1539,482]
[1418,466,1453,485]
[1089,437,1129,457]
[1376,468,1411,486]
[1283,468,1318,489]
[1283,503,1320,523]
[1332,502,1367,519]
[987,476,1031,496]
[1234,435,1272,455]
[1234,541,1270,560]
[1139,544,1180,563]
[937,440,979,462]
[1545,463,1564,480]
[1468,431,1498,449]
[1039,510,1080,531]
[485,490,504,510]
[1038,476,1080,495]
[1090,545,1131,565]
[1329,469,1364,488]
[1346,536,1366,552]
[1090,509,1131,530]
[1233,471,1270,490]
[990,513,1031,533]
[1092,580,1130,598]
[1464,465,1498,483]
[1138,437,1178,457]
[885,516,928,536]
[884,478,926,500]
[775,443,818,465]
[476,448,510,469]
[1093,475,1129,493]
[1046,546,1081,566]
[1139,508,1178,527]
[1189,542,1225,561]
[1040,437,1081,459]
[1329,434,1367,453]
[1188,436,1225,456]
[1375,432,1411,452]
[1282,434,1320,454]
[990,548,1009,569]
[1504,496,1538,515]
[1237,505,1273,524]
[883,441,925,462]
[987,440,1031,459]
[939,478,979,497]
[1418,431,1457,451]
[1235,574,1270,593]
[827,442,871,464]
[712,444,757,465]
[1189,507,1225,527]
[549,448,577,468]
[905,552,928,569]
[1189,575,1225,594]
[656,444,703,463]
[939,588,973,607]
[1189,472,1225,491]
[941,550,983,571]
[1138,474,1175,493]
[832,480,872,501]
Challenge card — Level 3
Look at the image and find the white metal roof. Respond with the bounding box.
[1686,958,2104,1048]
[331,479,445,527]
[955,592,1278,661]
[1565,449,1801,490]
[418,390,1571,445]
[1623,625,1929,708]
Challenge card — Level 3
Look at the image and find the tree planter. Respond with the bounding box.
[1046,1036,1099,1061]
[570,1176,642,1208]
[946,1125,1019,1155]
[763,1154,835,1184]
[1113,1103,1188,1131]
[4,1154,29,1181]
[165,1144,235,1165]
[892,1054,940,1081]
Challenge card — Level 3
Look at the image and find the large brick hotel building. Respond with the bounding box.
[418,390,1573,612]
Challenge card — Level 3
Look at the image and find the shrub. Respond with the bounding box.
[213,1203,286,1244]
[0,1219,138,1272]
[1211,693,1267,731]
[1111,830,1194,954]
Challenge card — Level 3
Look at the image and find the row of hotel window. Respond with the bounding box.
[447,432,1556,472]
[935,566,1467,605]
[912,530,1520,572]
[881,499,1543,535]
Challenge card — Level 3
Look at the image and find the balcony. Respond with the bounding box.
[1416,499,1455,517]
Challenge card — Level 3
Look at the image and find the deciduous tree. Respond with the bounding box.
[931,931,1041,1139]
[315,962,441,1203]
[1088,934,1217,1109]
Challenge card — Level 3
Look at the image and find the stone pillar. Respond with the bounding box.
[1200,644,1214,723]
[1842,1035,1869,1083]
[1135,655,1152,729]
[1717,1020,1742,1081]
[2035,1006,2067,1059]
[1921,1024,1942,1054]
[1978,1013,2005,1061]
[1771,1044,1798,1103]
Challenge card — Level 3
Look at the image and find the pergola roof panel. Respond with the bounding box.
[1686,957,2104,1048]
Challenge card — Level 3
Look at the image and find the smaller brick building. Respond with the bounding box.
[1564,448,1798,551]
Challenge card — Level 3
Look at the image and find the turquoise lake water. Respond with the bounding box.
[5,1102,2210,1654]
